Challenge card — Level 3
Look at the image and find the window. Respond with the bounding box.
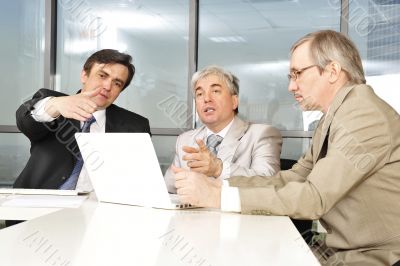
[0,0,45,186]
[56,0,190,129]
[0,0,45,125]
[349,0,400,112]
[198,0,340,132]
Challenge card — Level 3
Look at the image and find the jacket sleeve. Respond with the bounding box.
[16,89,68,142]
[228,125,282,177]
[233,98,391,219]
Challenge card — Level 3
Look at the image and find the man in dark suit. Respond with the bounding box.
[14,49,151,191]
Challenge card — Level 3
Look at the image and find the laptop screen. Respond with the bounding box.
[75,133,173,208]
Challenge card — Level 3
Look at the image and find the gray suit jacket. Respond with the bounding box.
[229,84,400,265]
[165,116,282,193]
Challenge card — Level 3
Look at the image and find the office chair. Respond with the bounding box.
[280,158,314,245]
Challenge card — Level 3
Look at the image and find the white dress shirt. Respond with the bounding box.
[31,97,106,192]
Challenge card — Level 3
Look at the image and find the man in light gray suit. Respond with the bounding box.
[173,31,400,265]
[164,66,282,193]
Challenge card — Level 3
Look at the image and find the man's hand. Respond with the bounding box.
[182,138,223,177]
[173,165,222,208]
[44,88,101,121]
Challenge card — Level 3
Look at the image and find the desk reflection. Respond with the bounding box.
[0,201,319,266]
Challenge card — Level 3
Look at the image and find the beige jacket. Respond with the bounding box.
[229,84,400,265]
[165,116,282,193]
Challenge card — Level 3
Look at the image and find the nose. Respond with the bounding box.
[204,89,212,102]
[288,79,298,93]
[103,78,112,91]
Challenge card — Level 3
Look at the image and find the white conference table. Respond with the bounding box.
[0,193,88,220]
[0,198,320,266]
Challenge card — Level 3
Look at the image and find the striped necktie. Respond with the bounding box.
[206,134,223,155]
[59,116,96,190]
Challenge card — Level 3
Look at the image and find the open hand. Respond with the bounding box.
[182,138,223,177]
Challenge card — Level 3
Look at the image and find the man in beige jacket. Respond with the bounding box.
[172,30,400,265]
[164,66,282,193]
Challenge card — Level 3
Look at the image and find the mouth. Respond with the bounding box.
[99,92,109,100]
[203,107,216,113]
[294,94,303,102]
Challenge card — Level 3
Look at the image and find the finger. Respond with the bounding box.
[182,146,199,153]
[196,139,208,151]
[190,167,208,174]
[82,98,98,110]
[77,102,97,116]
[175,178,189,189]
[74,106,94,120]
[71,112,91,122]
[182,154,193,162]
[177,194,192,205]
[83,102,97,114]
[187,160,207,168]
[182,153,202,162]
[83,87,102,98]
[171,164,184,174]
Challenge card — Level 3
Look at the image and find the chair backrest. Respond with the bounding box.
[280,158,297,171]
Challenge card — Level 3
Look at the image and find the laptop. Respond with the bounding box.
[75,133,194,209]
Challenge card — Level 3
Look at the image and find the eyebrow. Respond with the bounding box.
[210,83,222,88]
[98,69,125,86]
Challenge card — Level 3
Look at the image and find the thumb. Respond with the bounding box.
[196,138,208,151]
[171,164,184,174]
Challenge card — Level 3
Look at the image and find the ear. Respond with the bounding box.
[328,61,342,83]
[80,69,88,85]
[232,94,239,111]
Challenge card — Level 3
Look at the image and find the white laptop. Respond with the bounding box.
[75,133,194,209]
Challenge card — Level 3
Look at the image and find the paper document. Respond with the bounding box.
[0,195,88,208]
[0,188,89,196]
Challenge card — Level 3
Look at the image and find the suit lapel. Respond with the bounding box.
[218,117,249,163]
[190,126,208,147]
[313,84,356,162]
[105,106,120,132]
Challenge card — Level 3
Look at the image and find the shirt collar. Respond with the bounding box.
[206,118,234,139]
[82,109,106,128]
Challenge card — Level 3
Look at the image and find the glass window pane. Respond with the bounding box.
[0,134,30,187]
[281,137,311,161]
[0,0,45,125]
[152,135,178,174]
[198,0,339,131]
[349,0,400,112]
[56,0,190,128]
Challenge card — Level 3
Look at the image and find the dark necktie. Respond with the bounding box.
[206,134,223,155]
[59,116,96,190]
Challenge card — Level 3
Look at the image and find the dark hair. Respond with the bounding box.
[83,49,135,90]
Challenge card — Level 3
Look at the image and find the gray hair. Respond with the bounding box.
[191,65,240,96]
[290,30,366,84]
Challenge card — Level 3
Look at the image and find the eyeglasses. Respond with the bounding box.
[287,65,318,81]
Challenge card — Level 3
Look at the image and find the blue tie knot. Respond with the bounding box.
[81,116,96,132]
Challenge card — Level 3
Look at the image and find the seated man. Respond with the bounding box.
[165,65,282,193]
[173,31,400,265]
[14,49,151,191]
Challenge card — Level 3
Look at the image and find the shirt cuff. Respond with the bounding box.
[31,97,57,122]
[220,180,241,212]
[218,160,231,179]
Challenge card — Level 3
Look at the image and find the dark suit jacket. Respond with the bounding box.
[14,88,151,189]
